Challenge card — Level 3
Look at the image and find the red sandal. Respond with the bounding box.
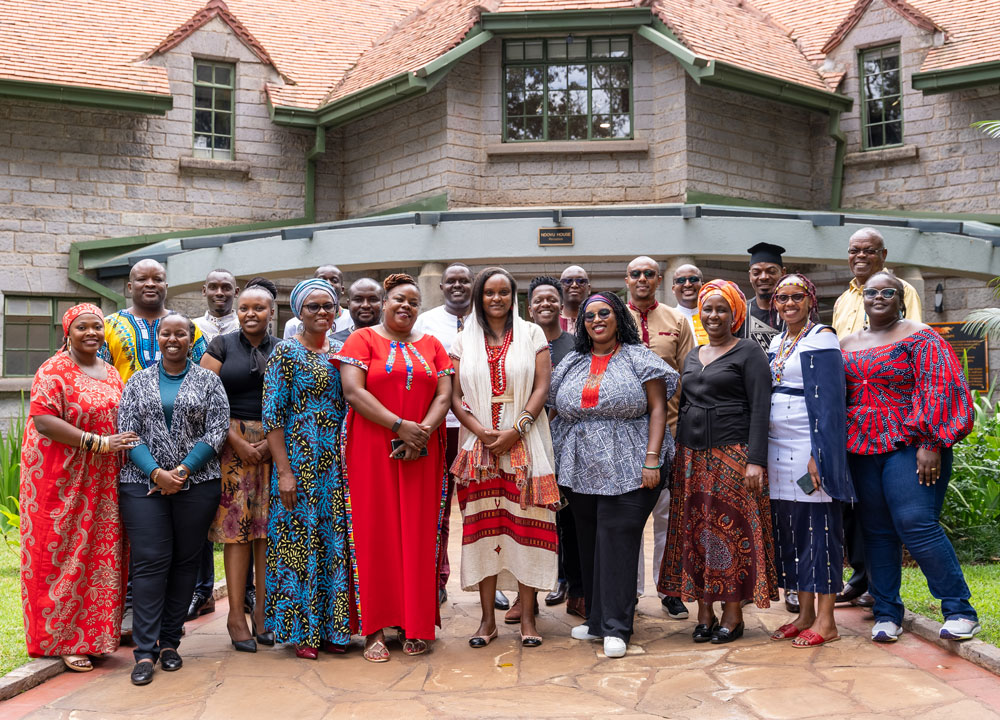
[792,629,841,647]
[770,623,801,641]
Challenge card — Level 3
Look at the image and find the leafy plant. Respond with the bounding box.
[972,120,1000,140]
[0,397,25,551]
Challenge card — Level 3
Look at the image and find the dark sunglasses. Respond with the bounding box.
[303,302,337,314]
[584,308,613,322]
[673,276,701,285]
[561,277,589,287]
[862,288,899,300]
[773,293,806,304]
[629,269,658,280]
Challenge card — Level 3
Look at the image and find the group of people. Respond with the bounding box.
[19,226,981,686]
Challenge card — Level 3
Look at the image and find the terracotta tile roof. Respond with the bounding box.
[0,0,993,115]
[819,0,941,55]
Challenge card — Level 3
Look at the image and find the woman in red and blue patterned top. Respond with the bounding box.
[841,271,977,644]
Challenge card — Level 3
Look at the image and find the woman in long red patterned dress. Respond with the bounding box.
[20,304,139,671]
[841,271,977,643]
[450,268,559,649]
[335,274,453,662]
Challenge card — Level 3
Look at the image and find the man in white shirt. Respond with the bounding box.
[192,269,240,342]
[412,262,474,607]
[671,263,708,346]
[283,265,353,338]
[330,278,383,347]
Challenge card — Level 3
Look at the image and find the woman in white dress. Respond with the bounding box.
[766,274,855,648]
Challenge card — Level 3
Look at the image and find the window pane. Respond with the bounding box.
[867,123,884,148]
[506,41,523,61]
[28,324,48,349]
[611,114,631,137]
[609,88,629,114]
[547,91,567,115]
[55,300,76,317]
[214,89,232,112]
[5,353,26,377]
[567,65,587,90]
[194,110,213,133]
[524,116,543,140]
[608,64,630,87]
[882,71,900,97]
[547,65,567,89]
[214,65,232,87]
[568,115,588,140]
[885,99,901,122]
[28,352,50,372]
[591,38,610,58]
[507,117,525,140]
[524,40,543,60]
[195,86,213,109]
[194,134,212,150]
[507,93,523,118]
[567,40,586,59]
[547,39,567,60]
[885,121,902,145]
[195,63,213,84]
[214,135,231,151]
[523,92,542,117]
[592,114,613,138]
[26,299,50,316]
[881,54,899,72]
[592,89,610,114]
[568,89,587,115]
[866,100,884,125]
[5,324,26,347]
[214,112,231,137]
[5,298,28,315]
[506,67,525,94]
[548,115,567,140]
[523,67,543,93]
[592,64,610,87]
[610,38,630,58]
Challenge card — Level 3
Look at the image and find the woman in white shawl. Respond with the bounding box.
[451,268,559,648]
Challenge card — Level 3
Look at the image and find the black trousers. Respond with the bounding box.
[566,485,661,641]
[557,503,584,598]
[120,480,221,662]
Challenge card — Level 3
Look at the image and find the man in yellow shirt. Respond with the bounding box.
[832,227,922,336]
[625,256,695,621]
[671,263,708,345]
[100,259,206,382]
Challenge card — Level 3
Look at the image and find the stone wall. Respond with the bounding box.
[825,0,1000,214]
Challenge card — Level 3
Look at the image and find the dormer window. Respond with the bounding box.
[860,45,902,149]
[193,60,235,158]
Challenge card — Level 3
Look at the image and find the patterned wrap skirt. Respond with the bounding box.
[208,419,270,543]
[770,499,845,595]
[658,443,779,607]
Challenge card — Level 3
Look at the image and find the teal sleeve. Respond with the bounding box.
[129,444,158,478]
[180,441,217,475]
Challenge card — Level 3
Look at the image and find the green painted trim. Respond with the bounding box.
[700,61,853,113]
[480,8,652,32]
[829,111,846,210]
[316,72,425,128]
[637,24,708,70]
[0,78,173,114]
[362,192,449,217]
[268,102,318,128]
[912,60,1000,94]
[416,28,493,78]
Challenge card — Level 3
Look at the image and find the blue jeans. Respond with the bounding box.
[848,446,976,626]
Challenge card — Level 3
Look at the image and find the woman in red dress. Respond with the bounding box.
[335,274,454,662]
[20,304,139,672]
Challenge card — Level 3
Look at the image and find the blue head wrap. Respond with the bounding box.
[290,278,338,318]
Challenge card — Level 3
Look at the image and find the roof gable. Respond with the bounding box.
[820,0,943,55]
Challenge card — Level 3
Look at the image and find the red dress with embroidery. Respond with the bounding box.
[20,352,126,657]
[843,328,974,455]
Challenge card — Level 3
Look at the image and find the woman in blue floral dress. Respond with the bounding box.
[263,279,353,659]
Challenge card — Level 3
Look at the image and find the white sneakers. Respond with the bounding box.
[570,625,627,657]
[940,618,981,641]
[570,624,600,641]
[871,621,903,643]
[603,637,627,658]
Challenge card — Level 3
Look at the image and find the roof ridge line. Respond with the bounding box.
[820,0,944,55]
[141,0,295,85]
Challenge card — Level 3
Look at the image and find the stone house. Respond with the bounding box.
[0,0,999,415]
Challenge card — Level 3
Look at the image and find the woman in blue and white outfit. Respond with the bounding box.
[766,274,854,648]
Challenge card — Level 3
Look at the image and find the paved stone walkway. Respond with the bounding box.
[6,509,1000,719]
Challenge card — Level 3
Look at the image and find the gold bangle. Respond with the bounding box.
[151,468,161,484]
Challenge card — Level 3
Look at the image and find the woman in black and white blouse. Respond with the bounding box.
[117,313,229,686]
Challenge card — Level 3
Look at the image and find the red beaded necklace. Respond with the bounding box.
[485,328,513,397]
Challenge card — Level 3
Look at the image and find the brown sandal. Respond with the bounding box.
[363,639,389,663]
[62,655,93,672]
[402,638,428,656]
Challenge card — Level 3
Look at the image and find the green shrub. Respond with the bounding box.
[0,397,25,550]
[942,382,1000,562]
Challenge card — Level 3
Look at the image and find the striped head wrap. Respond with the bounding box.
[62,302,104,336]
[698,280,747,334]
[770,274,820,323]
[290,278,338,318]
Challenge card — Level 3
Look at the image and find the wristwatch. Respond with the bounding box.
[176,465,189,480]
[391,418,403,433]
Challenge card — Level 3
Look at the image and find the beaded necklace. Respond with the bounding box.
[485,328,514,397]
[770,321,814,383]
[385,338,433,391]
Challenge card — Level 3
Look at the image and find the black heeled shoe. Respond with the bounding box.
[231,637,257,653]
[252,619,275,647]
[130,659,154,686]
[692,617,719,643]
[711,622,745,644]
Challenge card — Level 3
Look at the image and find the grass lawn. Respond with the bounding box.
[900,564,1000,644]
[0,546,226,677]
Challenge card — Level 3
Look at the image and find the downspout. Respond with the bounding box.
[828,110,846,211]
[305,125,326,223]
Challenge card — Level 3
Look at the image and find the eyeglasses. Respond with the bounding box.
[862,288,899,300]
[629,269,658,280]
[673,276,701,285]
[773,293,806,304]
[303,302,337,314]
[848,247,882,257]
[561,278,589,287]
[584,308,612,322]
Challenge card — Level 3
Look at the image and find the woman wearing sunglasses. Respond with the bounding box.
[550,291,677,658]
[765,275,854,648]
[658,280,777,644]
[841,271,978,643]
[262,278,353,659]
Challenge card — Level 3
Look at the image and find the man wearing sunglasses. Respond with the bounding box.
[831,227,922,610]
[558,265,591,331]
[832,227,922,336]
[671,264,707,345]
[624,256,695,621]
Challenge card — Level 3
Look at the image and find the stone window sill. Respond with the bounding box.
[486,139,649,157]
[178,156,252,178]
[844,144,918,166]
[0,378,34,392]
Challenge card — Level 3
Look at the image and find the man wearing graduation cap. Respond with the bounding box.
[743,242,786,352]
